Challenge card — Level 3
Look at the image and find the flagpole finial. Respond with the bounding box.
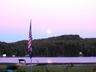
[30,19,32,23]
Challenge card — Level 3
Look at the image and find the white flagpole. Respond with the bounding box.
[31,58,32,63]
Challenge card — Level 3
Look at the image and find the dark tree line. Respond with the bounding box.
[0,35,96,57]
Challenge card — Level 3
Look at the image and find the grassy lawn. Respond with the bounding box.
[17,66,96,72]
[0,64,96,72]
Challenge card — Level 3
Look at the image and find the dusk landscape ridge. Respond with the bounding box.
[0,34,96,57]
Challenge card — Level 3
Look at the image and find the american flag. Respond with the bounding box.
[28,20,32,58]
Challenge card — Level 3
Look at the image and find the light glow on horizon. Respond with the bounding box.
[47,59,52,63]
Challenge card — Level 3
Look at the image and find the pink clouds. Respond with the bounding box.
[0,0,96,42]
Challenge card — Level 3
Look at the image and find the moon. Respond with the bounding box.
[47,29,52,35]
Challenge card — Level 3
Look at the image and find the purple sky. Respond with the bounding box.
[0,0,96,42]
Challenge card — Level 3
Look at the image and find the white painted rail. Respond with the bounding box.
[0,57,96,64]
